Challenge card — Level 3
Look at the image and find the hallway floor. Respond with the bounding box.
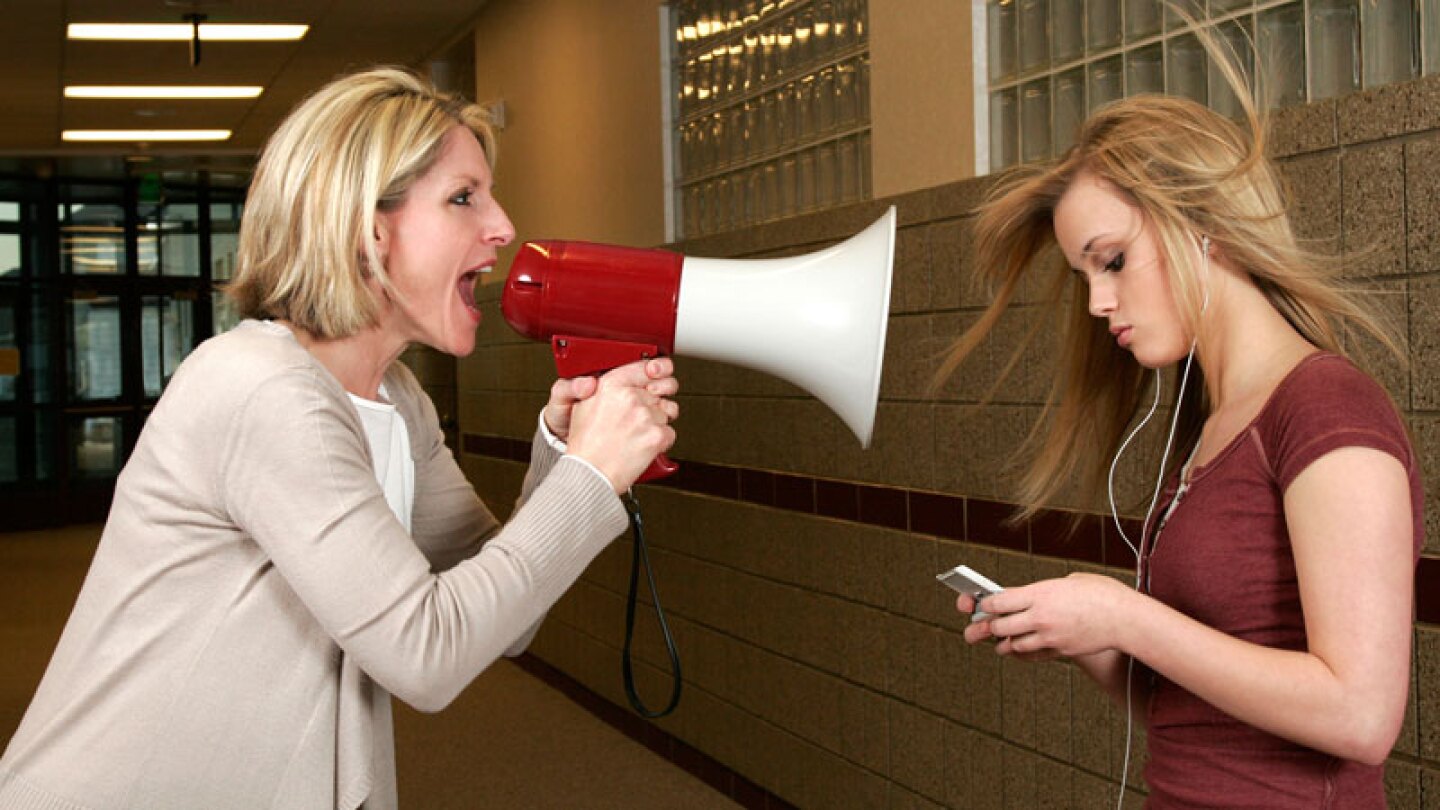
[0,524,739,809]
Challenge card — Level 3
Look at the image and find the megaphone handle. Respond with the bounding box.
[636,453,679,483]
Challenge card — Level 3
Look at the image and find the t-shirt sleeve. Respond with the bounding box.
[1266,356,1412,492]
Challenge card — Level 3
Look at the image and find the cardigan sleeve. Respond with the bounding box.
[391,363,568,575]
[220,368,627,712]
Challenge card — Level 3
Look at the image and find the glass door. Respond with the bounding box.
[1,172,246,530]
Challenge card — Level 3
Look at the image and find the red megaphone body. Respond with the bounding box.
[502,241,685,482]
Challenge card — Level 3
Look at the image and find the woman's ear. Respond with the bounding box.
[372,211,391,252]
[366,210,394,273]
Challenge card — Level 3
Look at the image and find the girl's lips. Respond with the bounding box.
[1112,326,1132,348]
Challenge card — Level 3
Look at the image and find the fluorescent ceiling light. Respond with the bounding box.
[65,86,264,100]
[63,130,232,142]
[67,23,309,41]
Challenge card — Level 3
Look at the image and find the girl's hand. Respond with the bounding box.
[960,573,1135,661]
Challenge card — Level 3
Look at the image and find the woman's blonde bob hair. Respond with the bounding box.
[934,33,1401,521]
[229,66,496,339]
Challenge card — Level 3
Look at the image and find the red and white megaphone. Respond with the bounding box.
[501,206,896,482]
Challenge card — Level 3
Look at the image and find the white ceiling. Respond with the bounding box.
[0,0,490,178]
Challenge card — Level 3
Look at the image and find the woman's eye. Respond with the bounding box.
[1103,252,1125,273]
[450,190,473,206]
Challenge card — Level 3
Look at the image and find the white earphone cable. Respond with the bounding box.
[1112,237,1208,808]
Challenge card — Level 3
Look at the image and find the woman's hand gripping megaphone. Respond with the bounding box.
[543,357,680,493]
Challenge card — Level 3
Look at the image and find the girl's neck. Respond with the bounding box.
[1198,274,1316,413]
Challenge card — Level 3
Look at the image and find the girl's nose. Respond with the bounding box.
[1088,276,1116,318]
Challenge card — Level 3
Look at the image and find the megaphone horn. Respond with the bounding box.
[502,205,897,480]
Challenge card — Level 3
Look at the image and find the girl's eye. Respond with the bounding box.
[450,190,473,206]
[1103,252,1125,273]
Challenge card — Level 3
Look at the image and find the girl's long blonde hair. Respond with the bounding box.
[935,28,1401,520]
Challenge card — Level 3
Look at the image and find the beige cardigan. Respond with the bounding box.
[0,320,627,809]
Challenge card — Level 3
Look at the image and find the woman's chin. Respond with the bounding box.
[446,329,478,358]
[413,328,474,359]
[431,336,473,358]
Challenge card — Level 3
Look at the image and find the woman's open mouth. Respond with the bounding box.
[459,271,481,317]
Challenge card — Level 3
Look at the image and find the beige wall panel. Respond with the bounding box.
[869,0,975,198]
[470,0,668,258]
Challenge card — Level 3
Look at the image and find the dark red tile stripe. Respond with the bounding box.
[738,469,776,507]
[966,498,1028,552]
[464,434,1440,624]
[814,479,859,522]
[1418,558,1440,626]
[857,484,908,531]
[908,490,964,540]
[1030,510,1105,565]
[772,473,816,513]
[461,433,529,462]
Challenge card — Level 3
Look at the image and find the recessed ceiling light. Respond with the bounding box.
[67,23,308,41]
[65,86,264,100]
[63,130,233,142]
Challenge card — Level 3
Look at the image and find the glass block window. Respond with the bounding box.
[669,0,872,239]
[985,0,1439,172]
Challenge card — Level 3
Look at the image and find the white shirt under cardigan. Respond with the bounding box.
[0,319,628,810]
[350,387,416,532]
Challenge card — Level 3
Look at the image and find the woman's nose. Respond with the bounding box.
[484,201,516,247]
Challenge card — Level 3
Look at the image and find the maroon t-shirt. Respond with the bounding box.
[1136,353,1424,809]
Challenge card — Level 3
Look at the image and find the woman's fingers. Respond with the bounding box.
[602,357,675,389]
[567,361,682,492]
